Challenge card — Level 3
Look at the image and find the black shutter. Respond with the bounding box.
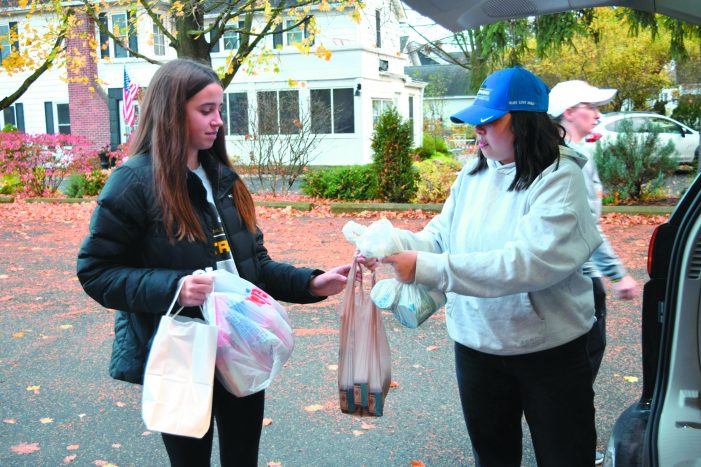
[273,24,282,49]
[107,88,122,150]
[3,107,14,126]
[15,103,25,132]
[375,10,381,47]
[45,102,55,133]
[98,13,109,58]
[304,17,314,46]
[9,22,18,52]
[127,10,138,53]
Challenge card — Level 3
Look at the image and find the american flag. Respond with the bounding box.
[122,67,139,127]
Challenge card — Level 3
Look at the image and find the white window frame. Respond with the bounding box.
[310,88,355,135]
[152,21,165,56]
[372,99,394,126]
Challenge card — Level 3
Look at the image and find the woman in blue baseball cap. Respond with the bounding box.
[382,67,602,466]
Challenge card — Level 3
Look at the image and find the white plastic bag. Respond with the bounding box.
[202,269,294,397]
[142,284,218,438]
[342,219,403,258]
[371,278,447,328]
[343,219,446,328]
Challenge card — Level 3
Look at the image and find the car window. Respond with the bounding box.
[649,118,680,134]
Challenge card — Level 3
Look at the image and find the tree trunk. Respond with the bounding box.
[174,9,211,65]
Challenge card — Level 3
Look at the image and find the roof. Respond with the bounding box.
[404,64,472,97]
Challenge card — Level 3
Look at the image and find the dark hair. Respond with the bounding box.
[128,59,256,241]
[468,112,566,191]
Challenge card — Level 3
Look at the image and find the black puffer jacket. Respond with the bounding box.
[77,152,323,384]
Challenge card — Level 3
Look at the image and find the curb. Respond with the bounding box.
[254,201,313,211]
[25,197,96,204]
[330,202,443,213]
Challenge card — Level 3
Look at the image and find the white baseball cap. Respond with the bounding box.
[547,80,617,117]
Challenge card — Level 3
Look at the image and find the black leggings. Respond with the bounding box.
[161,378,265,467]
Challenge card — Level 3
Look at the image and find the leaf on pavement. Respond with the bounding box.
[389,380,399,389]
[59,324,73,330]
[304,404,324,412]
[352,430,365,436]
[624,375,639,383]
[114,401,126,407]
[26,385,40,393]
[39,418,53,424]
[4,419,17,424]
[410,461,426,467]
[66,444,79,450]
[111,444,121,449]
[267,462,282,467]
[360,422,376,430]
[426,346,438,351]
[327,364,338,371]
[11,442,40,454]
[63,454,77,464]
[262,418,273,426]
[12,332,24,338]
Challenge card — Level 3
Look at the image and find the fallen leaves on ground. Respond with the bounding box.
[304,404,324,412]
[10,442,40,454]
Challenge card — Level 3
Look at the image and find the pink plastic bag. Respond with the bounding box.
[338,259,391,416]
[202,270,294,397]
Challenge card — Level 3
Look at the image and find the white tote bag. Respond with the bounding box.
[141,280,218,438]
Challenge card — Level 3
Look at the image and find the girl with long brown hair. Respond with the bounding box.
[77,59,351,466]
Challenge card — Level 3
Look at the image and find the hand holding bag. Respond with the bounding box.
[141,279,218,438]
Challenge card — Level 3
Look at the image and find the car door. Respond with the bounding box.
[648,117,696,164]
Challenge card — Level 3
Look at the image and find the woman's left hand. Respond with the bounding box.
[309,264,353,297]
[382,251,418,283]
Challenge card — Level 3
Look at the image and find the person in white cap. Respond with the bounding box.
[381,67,602,466]
[549,80,639,465]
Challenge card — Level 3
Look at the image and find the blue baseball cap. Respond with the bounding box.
[450,67,550,125]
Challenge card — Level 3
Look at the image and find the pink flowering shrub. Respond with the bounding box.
[0,132,98,197]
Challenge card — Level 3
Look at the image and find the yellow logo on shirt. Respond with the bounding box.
[214,239,230,254]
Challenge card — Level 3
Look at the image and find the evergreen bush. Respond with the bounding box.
[415,134,450,160]
[300,165,378,200]
[594,119,677,201]
[371,107,417,202]
[671,94,701,129]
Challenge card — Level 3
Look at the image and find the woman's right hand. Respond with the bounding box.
[178,274,214,307]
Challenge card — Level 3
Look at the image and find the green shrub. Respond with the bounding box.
[415,134,450,160]
[1,124,18,133]
[0,173,20,194]
[371,107,417,202]
[671,94,701,129]
[412,157,461,203]
[301,165,379,200]
[64,169,110,198]
[594,119,677,201]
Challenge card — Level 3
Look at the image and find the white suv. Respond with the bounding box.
[593,112,700,165]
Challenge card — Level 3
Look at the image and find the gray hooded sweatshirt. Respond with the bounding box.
[396,146,602,356]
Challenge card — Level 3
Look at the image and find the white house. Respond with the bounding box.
[0,0,424,166]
